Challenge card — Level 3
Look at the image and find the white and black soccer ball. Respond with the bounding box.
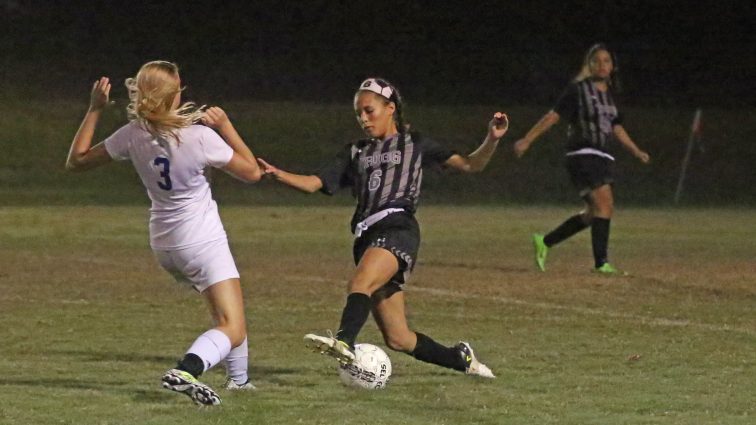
[338,343,392,390]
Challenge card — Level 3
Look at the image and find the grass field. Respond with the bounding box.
[3,99,756,206]
[0,205,754,424]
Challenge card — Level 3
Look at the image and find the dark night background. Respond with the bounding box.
[1,0,755,205]
[2,0,754,107]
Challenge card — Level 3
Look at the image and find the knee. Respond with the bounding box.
[221,326,246,347]
[383,331,416,353]
[348,276,379,295]
[580,210,593,224]
[228,329,247,347]
[591,201,613,218]
[596,203,614,218]
[215,316,247,347]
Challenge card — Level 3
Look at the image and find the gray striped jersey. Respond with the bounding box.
[554,79,623,154]
[317,131,454,232]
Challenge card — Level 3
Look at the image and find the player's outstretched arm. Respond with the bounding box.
[202,106,262,183]
[257,158,323,193]
[513,110,560,158]
[65,77,113,172]
[613,125,650,164]
[445,112,509,173]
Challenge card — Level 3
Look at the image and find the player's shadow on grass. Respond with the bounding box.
[0,377,173,403]
[418,260,531,273]
[36,350,310,392]
[46,349,178,364]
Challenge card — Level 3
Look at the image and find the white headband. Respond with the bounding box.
[358,78,394,99]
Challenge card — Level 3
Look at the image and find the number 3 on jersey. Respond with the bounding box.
[154,157,172,191]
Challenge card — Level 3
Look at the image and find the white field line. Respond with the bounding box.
[284,275,756,338]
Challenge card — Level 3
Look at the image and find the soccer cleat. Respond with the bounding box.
[161,368,221,406]
[224,378,257,391]
[304,332,355,365]
[457,342,495,378]
[532,233,548,272]
[592,263,628,276]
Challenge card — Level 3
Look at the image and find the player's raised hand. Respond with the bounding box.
[201,106,232,130]
[89,77,111,112]
[488,112,509,139]
[257,158,280,178]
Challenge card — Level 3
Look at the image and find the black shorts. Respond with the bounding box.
[565,154,615,198]
[353,211,420,297]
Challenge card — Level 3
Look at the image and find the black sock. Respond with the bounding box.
[591,217,611,268]
[411,332,465,371]
[176,353,204,378]
[544,214,590,247]
[335,293,371,348]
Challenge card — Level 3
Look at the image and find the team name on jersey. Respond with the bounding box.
[360,150,402,170]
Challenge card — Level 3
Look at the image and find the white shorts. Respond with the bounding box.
[154,238,240,293]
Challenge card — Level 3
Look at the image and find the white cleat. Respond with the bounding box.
[304,332,356,365]
[224,378,258,391]
[457,342,496,379]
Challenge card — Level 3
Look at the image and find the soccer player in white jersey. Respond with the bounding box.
[65,61,261,405]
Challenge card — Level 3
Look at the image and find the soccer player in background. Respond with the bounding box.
[65,61,261,405]
[257,78,507,378]
[513,44,650,274]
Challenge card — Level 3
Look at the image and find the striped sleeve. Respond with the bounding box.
[316,143,354,195]
[416,133,455,166]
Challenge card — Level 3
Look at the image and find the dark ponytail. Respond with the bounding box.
[387,82,407,133]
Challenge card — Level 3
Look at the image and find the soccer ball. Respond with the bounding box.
[338,343,392,389]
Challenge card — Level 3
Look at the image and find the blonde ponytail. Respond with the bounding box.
[125,61,205,141]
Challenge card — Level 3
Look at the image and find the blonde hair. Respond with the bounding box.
[125,61,204,141]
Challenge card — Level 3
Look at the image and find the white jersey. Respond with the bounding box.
[104,122,234,250]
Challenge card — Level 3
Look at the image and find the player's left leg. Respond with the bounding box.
[535,206,592,271]
[202,279,254,389]
[163,278,247,404]
[588,184,620,273]
[372,290,495,378]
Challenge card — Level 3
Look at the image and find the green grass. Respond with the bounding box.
[0,205,754,424]
[2,99,756,206]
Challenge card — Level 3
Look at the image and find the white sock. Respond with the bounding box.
[225,336,249,384]
[187,329,232,373]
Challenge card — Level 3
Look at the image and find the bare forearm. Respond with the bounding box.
[466,134,501,172]
[272,170,323,193]
[66,109,101,169]
[614,126,640,155]
[524,111,559,144]
[218,123,256,163]
[613,125,650,163]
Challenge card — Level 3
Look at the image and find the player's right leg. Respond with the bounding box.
[372,290,495,378]
[305,248,398,365]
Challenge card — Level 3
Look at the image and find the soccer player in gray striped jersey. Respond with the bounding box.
[514,44,650,275]
[258,78,508,378]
